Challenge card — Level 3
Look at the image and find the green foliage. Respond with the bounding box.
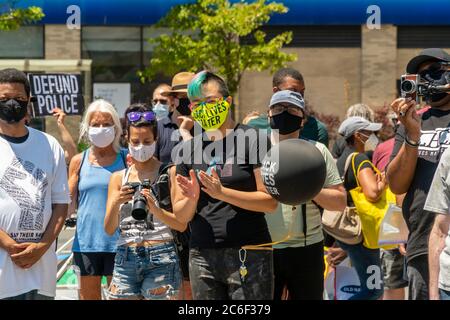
[77,141,89,153]
[139,0,297,96]
[0,2,44,31]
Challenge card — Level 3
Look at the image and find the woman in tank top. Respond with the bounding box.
[104,105,190,300]
[68,99,127,300]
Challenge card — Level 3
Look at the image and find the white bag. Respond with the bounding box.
[378,204,409,246]
[324,258,361,300]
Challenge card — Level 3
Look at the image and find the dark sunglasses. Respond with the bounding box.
[126,111,156,123]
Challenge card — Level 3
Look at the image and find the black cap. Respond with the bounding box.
[406,48,450,74]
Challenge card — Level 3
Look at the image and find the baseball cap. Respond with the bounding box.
[406,48,450,74]
[338,116,382,139]
[269,90,305,110]
[161,72,195,96]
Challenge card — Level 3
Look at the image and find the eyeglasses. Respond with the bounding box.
[269,104,303,116]
[152,98,168,106]
[189,97,227,110]
[126,111,156,123]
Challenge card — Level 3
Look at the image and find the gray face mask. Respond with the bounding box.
[153,103,170,120]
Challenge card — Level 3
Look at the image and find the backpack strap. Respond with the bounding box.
[301,203,307,246]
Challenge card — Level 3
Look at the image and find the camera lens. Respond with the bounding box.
[131,197,148,220]
[401,80,415,93]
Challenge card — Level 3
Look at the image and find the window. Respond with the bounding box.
[398,26,450,48]
[241,26,361,47]
[83,26,174,104]
[82,26,142,82]
[0,26,44,58]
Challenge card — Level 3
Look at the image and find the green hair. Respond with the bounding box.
[187,71,230,100]
[187,71,208,100]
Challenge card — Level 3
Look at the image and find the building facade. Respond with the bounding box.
[1,0,450,143]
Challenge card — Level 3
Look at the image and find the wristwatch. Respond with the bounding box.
[405,135,420,148]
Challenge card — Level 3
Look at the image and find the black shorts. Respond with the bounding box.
[178,246,190,281]
[73,252,116,277]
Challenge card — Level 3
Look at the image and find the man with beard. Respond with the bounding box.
[387,48,450,300]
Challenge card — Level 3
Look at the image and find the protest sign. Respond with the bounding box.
[28,73,84,116]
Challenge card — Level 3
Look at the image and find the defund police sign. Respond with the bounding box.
[28,73,84,116]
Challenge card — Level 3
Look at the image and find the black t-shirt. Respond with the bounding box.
[175,124,272,248]
[389,108,450,262]
[337,147,373,206]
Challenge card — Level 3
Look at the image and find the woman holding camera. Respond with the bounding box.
[68,99,128,300]
[104,104,188,300]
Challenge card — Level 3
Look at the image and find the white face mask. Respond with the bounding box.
[129,142,156,162]
[153,103,170,120]
[88,126,115,148]
[363,133,379,152]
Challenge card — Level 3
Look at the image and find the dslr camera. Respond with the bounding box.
[126,179,155,229]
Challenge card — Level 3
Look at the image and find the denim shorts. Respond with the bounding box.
[107,242,181,300]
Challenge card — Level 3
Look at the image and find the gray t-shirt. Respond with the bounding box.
[424,147,450,291]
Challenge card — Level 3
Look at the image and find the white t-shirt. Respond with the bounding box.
[424,147,450,291]
[0,127,70,299]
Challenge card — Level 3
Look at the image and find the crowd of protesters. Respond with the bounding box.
[0,47,450,301]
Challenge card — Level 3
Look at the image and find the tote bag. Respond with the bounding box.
[348,154,397,250]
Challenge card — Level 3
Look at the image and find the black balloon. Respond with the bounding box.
[261,139,327,206]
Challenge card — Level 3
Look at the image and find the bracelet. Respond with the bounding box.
[404,136,419,148]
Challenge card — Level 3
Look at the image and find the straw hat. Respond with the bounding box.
[161,72,195,96]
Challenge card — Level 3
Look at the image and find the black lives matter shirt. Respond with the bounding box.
[390,108,450,262]
[176,124,272,248]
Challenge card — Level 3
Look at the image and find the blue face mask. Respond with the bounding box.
[153,103,170,120]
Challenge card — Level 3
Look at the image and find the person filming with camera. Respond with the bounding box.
[387,48,450,300]
[104,104,187,300]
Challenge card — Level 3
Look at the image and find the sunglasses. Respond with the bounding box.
[126,111,156,123]
[419,62,448,78]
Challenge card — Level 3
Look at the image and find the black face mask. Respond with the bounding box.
[422,66,450,104]
[269,111,303,135]
[0,99,28,124]
[427,92,449,103]
[177,98,191,116]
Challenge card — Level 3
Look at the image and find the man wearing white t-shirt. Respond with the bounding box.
[0,68,70,300]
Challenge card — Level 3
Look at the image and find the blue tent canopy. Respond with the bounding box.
[11,0,450,26]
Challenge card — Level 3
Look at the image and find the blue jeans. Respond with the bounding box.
[440,289,450,300]
[337,241,384,300]
[1,290,53,300]
[107,242,181,300]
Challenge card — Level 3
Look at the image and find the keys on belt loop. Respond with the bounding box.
[239,248,248,282]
